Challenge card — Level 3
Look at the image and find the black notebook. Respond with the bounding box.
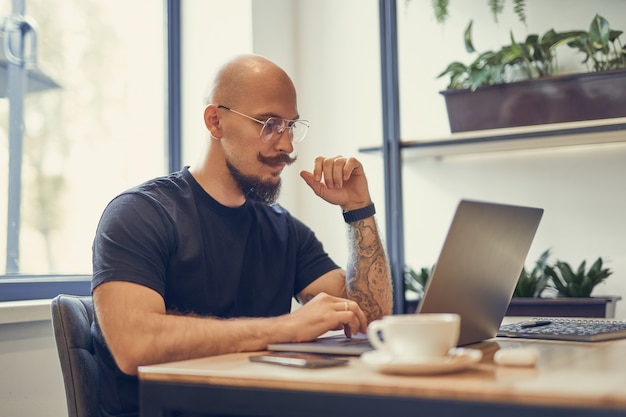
[498,318,626,342]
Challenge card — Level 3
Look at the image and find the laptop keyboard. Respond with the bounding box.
[498,318,626,342]
[318,336,372,347]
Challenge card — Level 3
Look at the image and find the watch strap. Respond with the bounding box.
[342,203,376,223]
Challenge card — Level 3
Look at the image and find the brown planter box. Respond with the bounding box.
[440,69,626,133]
[505,296,622,318]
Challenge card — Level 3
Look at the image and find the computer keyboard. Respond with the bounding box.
[498,318,626,342]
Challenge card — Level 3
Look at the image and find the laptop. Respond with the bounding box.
[268,199,544,355]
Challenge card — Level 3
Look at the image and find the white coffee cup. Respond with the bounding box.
[367,313,461,361]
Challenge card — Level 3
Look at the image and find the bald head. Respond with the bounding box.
[205,54,297,109]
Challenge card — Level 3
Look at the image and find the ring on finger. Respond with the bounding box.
[344,300,349,311]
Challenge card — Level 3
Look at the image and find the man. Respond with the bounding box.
[92,54,392,417]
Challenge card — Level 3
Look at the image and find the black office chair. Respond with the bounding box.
[51,294,99,417]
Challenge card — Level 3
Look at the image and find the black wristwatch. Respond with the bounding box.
[342,203,376,223]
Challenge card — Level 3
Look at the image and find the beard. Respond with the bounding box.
[226,152,297,205]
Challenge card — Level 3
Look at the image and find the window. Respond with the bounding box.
[1,0,167,294]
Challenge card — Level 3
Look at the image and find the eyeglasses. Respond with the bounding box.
[217,105,310,143]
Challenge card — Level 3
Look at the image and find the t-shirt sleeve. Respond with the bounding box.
[291,215,341,295]
[91,192,175,296]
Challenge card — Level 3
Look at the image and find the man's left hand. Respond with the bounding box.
[300,156,372,211]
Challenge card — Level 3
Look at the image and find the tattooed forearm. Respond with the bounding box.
[346,218,393,323]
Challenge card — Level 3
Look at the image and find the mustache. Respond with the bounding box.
[257,152,297,166]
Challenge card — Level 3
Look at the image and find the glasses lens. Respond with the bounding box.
[260,118,309,143]
[290,121,309,143]
[260,118,283,143]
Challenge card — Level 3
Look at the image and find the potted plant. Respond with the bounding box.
[506,253,621,318]
[409,251,620,318]
[437,14,626,132]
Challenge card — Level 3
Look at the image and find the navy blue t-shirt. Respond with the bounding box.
[91,167,339,417]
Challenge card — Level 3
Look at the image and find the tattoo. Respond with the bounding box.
[346,218,393,323]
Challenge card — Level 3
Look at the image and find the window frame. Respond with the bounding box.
[0,0,181,302]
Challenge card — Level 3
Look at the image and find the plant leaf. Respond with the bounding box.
[609,29,623,42]
[545,265,568,295]
[543,30,585,52]
[464,21,475,53]
[513,0,527,25]
[431,0,450,24]
[436,61,468,78]
[557,261,577,283]
[487,0,504,23]
[514,250,551,298]
[589,14,610,53]
[576,260,587,277]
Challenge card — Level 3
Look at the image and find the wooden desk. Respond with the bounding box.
[138,338,626,417]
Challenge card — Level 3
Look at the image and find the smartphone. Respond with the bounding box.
[249,352,349,368]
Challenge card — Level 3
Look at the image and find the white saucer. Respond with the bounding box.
[360,348,483,376]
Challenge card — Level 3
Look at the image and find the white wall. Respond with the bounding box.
[253,0,385,268]
[264,0,626,317]
[395,0,626,317]
[232,1,626,318]
[0,308,67,417]
[293,0,384,268]
[180,0,254,168]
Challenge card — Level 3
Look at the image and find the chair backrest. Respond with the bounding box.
[51,294,99,417]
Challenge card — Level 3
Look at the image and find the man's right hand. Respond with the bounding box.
[285,292,369,341]
[94,282,368,375]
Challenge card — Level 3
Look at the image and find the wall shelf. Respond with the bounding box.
[360,117,626,159]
